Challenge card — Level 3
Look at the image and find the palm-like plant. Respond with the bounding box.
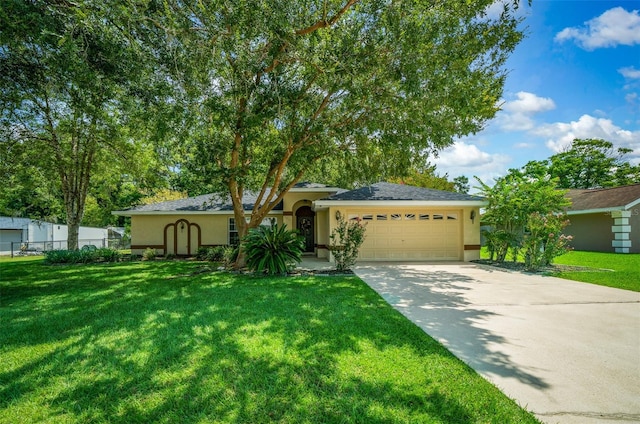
[243,223,304,275]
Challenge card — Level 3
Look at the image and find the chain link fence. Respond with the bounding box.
[3,238,130,257]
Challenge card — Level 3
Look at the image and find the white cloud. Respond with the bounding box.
[433,141,511,183]
[533,114,640,164]
[482,0,530,20]
[555,7,640,50]
[502,91,556,114]
[497,92,556,131]
[619,66,640,80]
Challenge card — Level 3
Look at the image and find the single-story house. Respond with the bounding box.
[114,182,486,262]
[0,216,109,255]
[564,184,640,253]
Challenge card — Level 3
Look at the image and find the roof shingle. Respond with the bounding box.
[567,184,640,211]
[123,191,283,213]
[321,182,484,202]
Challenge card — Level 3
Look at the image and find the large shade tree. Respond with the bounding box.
[126,0,526,264]
[0,1,160,248]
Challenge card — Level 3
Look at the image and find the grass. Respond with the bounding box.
[480,248,639,292]
[0,259,540,423]
[552,251,640,292]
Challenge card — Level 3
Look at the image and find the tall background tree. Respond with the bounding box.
[123,0,526,264]
[0,0,164,247]
[523,138,640,189]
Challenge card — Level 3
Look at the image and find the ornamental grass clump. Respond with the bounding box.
[243,223,304,275]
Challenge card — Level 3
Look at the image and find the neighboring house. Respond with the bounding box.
[565,184,640,253]
[0,217,109,255]
[113,182,486,262]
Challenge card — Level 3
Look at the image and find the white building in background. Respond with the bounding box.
[0,217,108,255]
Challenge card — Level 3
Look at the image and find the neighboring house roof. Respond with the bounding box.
[314,182,485,208]
[566,184,640,215]
[0,217,36,230]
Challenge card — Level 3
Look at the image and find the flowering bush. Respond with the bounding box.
[329,215,367,272]
[522,212,572,271]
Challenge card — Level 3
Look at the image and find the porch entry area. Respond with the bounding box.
[295,206,315,253]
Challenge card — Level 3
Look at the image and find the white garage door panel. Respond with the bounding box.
[357,210,461,261]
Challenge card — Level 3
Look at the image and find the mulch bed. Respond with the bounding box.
[290,268,355,276]
[472,259,611,274]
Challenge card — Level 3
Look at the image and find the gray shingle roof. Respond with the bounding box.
[567,184,640,211]
[120,182,483,214]
[123,191,283,213]
[321,182,484,202]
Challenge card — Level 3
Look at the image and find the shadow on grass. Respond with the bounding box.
[0,260,538,423]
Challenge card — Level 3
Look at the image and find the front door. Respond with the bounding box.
[296,206,315,253]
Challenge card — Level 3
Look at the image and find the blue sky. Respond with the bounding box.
[433,0,640,185]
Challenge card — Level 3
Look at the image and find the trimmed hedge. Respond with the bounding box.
[44,248,121,264]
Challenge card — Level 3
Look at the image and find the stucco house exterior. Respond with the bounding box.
[564,184,640,253]
[114,182,486,262]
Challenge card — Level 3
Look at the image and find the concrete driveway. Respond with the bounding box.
[353,262,640,424]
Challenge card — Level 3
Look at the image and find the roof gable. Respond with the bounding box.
[567,184,640,212]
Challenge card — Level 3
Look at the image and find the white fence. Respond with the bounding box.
[2,238,130,257]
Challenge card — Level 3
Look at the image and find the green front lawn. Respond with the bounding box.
[0,259,539,423]
[552,251,640,292]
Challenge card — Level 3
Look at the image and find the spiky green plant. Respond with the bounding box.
[243,223,304,275]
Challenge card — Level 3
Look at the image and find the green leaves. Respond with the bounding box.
[329,215,367,272]
[243,223,305,275]
[148,0,525,191]
[476,169,570,265]
[523,138,640,189]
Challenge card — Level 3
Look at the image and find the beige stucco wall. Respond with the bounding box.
[128,195,483,261]
[316,209,330,258]
[284,191,335,256]
[463,207,482,261]
[283,191,336,211]
[131,213,282,255]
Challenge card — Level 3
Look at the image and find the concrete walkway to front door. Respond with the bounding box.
[352,262,640,424]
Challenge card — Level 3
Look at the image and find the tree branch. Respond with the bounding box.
[295,0,359,36]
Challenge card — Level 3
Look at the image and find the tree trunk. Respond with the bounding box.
[67,215,80,251]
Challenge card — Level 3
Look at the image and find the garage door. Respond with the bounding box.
[351,210,461,261]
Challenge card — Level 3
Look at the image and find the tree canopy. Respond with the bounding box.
[475,170,571,268]
[0,0,165,245]
[125,0,526,249]
[2,0,526,258]
[523,138,640,189]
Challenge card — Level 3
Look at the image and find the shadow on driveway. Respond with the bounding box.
[355,264,549,390]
